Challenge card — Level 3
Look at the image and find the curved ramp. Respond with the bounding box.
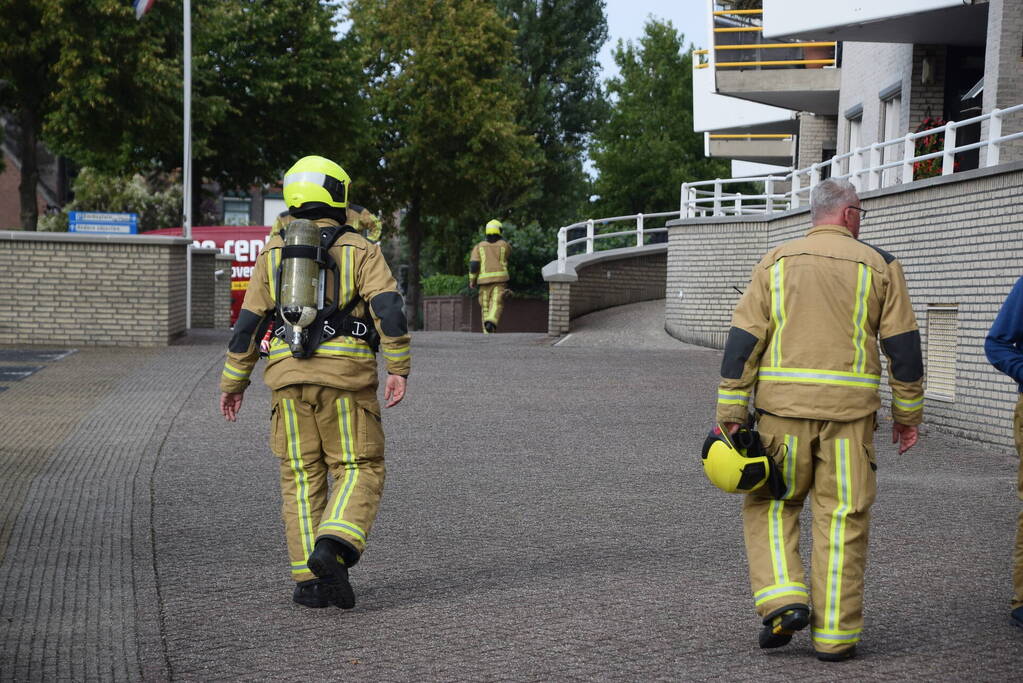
[553,299,705,350]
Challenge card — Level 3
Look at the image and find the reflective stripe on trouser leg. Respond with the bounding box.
[810,414,876,652]
[478,286,492,332]
[743,415,813,616]
[480,283,506,327]
[1012,395,1023,608]
[314,387,386,565]
[271,390,329,582]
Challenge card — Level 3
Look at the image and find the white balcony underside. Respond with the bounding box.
[716,69,841,115]
[763,1,988,46]
[708,139,795,165]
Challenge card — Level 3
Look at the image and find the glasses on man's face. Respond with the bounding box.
[847,206,867,219]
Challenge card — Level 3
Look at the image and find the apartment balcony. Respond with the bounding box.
[705,133,796,165]
[703,3,841,115]
[762,0,988,46]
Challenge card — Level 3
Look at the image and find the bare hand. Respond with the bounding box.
[384,374,407,408]
[722,422,741,435]
[220,392,244,421]
[892,423,918,454]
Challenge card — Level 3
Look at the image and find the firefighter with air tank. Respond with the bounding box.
[219,155,410,610]
[468,219,512,334]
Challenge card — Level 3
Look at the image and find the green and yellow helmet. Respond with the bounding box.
[701,424,777,494]
[283,155,350,209]
[485,219,502,235]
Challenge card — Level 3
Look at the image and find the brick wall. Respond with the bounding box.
[982,0,1023,164]
[837,42,913,155]
[666,161,1023,451]
[214,254,233,329]
[796,113,837,169]
[191,249,217,329]
[0,231,190,346]
[544,245,667,335]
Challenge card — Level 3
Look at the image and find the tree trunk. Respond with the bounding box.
[18,107,40,231]
[405,195,424,330]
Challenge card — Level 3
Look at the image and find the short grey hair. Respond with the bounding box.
[810,178,859,223]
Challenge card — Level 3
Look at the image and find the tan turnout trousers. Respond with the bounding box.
[270,384,385,582]
[478,283,507,331]
[1012,395,1023,609]
[744,412,876,655]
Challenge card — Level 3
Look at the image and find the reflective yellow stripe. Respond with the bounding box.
[267,248,281,302]
[267,338,373,359]
[893,395,924,411]
[382,345,410,360]
[341,245,354,309]
[291,561,310,576]
[282,399,315,557]
[320,520,367,543]
[758,366,881,388]
[782,434,797,500]
[812,627,862,644]
[769,260,786,367]
[222,363,250,380]
[768,499,789,585]
[753,582,809,606]
[852,263,871,374]
[322,397,359,529]
[717,389,749,406]
[825,439,851,632]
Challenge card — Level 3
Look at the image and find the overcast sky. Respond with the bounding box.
[600,0,710,80]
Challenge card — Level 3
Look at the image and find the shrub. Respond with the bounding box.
[421,273,469,296]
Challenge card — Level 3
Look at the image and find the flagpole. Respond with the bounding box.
[183,0,193,330]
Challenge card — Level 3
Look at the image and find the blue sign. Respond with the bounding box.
[68,211,139,235]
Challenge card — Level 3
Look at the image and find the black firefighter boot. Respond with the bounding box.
[292,578,331,608]
[759,605,810,649]
[484,321,496,334]
[306,538,356,609]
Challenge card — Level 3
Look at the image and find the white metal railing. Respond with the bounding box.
[680,103,1023,218]
[553,104,1023,273]
[554,212,675,274]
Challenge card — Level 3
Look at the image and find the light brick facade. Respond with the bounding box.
[545,246,667,336]
[0,231,234,346]
[666,161,1023,451]
[796,112,837,170]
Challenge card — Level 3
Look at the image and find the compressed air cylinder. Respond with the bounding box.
[279,219,322,333]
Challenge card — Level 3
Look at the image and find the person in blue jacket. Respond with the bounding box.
[984,278,1023,630]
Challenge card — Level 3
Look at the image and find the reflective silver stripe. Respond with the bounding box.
[893,395,923,410]
[284,171,327,187]
[758,367,880,388]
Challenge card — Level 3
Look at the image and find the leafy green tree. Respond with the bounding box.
[349,0,538,326]
[0,0,174,230]
[38,168,182,233]
[590,19,731,218]
[496,0,609,229]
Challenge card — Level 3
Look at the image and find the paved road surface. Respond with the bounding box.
[1,300,1020,680]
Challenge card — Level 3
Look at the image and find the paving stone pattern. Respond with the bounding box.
[1,306,1022,681]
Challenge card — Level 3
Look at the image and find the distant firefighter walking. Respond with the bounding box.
[469,219,511,334]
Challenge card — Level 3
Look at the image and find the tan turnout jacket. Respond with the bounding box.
[717,224,923,426]
[220,218,410,394]
[469,239,511,287]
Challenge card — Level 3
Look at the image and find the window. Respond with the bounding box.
[223,198,251,226]
[844,103,863,177]
[879,84,902,186]
[925,305,958,402]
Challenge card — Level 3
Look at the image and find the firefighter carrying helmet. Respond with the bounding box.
[701,424,785,497]
[485,219,502,235]
[283,155,350,209]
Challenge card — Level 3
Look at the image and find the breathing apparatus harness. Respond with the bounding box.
[272,220,379,359]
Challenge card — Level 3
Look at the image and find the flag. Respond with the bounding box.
[134,0,155,20]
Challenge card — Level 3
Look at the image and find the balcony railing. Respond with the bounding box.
[680,104,1023,217]
[700,5,837,71]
